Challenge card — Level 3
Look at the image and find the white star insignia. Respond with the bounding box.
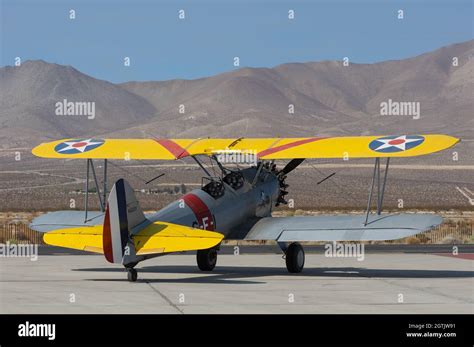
[374,135,421,151]
[57,139,103,153]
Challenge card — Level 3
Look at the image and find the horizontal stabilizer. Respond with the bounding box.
[30,210,157,233]
[42,221,223,255]
[30,211,104,233]
[244,213,442,241]
[43,225,104,254]
[133,222,223,255]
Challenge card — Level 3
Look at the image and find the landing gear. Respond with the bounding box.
[126,267,138,282]
[285,242,305,273]
[197,247,218,271]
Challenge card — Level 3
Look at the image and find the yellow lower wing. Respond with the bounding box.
[43,221,223,255]
[44,226,104,254]
[32,135,459,160]
[133,222,223,255]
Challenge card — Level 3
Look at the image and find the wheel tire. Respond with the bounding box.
[197,248,217,271]
[127,268,138,282]
[285,243,305,273]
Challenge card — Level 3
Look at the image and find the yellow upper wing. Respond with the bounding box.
[32,135,459,160]
[43,221,223,255]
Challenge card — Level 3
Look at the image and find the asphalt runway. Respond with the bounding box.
[1,249,472,314]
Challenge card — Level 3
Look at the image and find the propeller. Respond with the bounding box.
[275,159,304,206]
[279,158,305,176]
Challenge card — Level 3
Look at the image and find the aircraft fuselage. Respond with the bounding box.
[147,166,280,240]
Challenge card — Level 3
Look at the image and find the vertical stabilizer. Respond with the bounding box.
[103,179,146,263]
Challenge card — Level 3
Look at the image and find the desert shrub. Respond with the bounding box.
[405,236,420,245]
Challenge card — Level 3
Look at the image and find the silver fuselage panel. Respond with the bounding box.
[148,166,280,239]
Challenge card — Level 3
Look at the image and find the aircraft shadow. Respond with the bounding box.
[73,265,474,284]
[88,276,261,285]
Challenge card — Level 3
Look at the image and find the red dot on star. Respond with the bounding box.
[72,142,88,148]
[388,139,405,145]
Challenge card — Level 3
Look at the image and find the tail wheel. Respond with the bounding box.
[285,242,305,273]
[127,268,138,282]
[197,248,218,271]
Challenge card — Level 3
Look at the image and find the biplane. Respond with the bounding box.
[30,134,459,281]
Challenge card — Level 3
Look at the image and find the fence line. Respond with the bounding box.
[417,222,473,244]
[0,223,45,244]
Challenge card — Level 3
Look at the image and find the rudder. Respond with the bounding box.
[103,178,146,263]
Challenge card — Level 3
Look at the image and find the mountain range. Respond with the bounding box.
[0,40,472,149]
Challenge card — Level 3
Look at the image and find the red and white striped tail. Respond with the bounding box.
[103,179,146,263]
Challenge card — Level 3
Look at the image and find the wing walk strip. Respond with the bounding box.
[155,139,190,159]
[257,137,325,158]
[265,138,284,154]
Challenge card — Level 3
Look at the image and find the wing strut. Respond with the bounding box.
[251,161,264,186]
[84,159,108,222]
[102,159,108,208]
[364,157,390,225]
[84,159,90,222]
[192,155,212,178]
[378,158,390,214]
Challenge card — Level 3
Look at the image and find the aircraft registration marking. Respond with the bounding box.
[182,193,215,231]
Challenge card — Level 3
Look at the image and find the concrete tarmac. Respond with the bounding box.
[0,252,472,314]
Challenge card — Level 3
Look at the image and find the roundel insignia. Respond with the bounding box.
[54,139,105,154]
[369,135,424,153]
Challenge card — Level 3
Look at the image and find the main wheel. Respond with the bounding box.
[127,268,138,282]
[197,248,217,271]
[285,242,305,273]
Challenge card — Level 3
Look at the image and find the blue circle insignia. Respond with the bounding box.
[54,139,105,154]
[369,135,425,153]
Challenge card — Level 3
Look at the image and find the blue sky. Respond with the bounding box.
[1,0,473,83]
